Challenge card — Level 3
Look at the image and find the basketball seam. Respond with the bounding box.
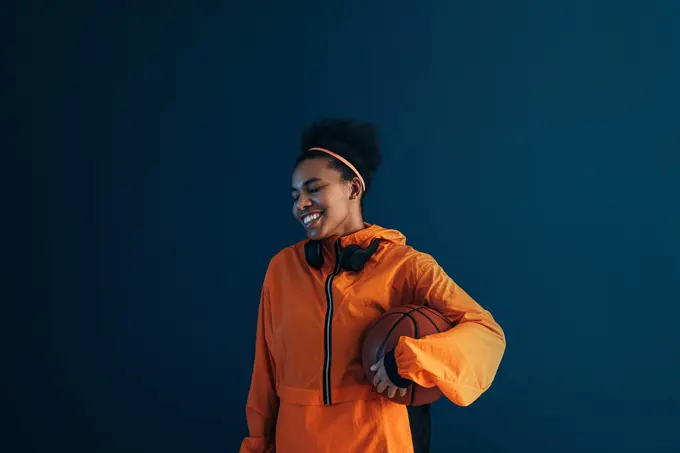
[375,307,421,362]
[403,311,418,406]
[413,308,441,333]
[375,312,410,363]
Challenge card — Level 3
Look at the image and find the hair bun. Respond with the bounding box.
[300,118,383,175]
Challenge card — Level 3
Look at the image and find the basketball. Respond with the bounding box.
[362,304,454,406]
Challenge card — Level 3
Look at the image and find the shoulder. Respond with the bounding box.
[262,239,307,283]
[387,242,437,267]
[378,242,439,282]
[396,242,440,280]
[270,238,307,266]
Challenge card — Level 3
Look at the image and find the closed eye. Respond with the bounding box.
[290,182,325,202]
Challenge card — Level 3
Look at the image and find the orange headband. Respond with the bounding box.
[308,147,366,192]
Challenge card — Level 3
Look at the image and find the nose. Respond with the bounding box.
[295,193,312,213]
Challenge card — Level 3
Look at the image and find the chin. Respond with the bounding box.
[306,230,322,240]
[306,227,330,241]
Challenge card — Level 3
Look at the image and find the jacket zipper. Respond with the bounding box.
[322,239,342,405]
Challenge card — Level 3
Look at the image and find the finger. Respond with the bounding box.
[399,388,407,397]
[387,386,397,399]
[376,380,388,394]
[373,366,386,386]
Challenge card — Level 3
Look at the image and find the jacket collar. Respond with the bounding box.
[318,222,407,250]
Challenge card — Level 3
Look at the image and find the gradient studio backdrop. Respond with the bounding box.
[5,1,680,452]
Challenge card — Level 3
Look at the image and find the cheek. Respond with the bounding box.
[313,190,333,210]
[315,188,348,222]
[322,199,348,222]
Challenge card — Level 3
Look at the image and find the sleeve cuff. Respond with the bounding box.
[383,348,413,389]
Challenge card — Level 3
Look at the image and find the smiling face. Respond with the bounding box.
[291,157,363,240]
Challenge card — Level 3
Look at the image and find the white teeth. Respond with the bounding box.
[303,213,322,225]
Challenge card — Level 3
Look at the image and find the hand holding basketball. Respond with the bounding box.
[370,356,408,399]
[362,304,454,406]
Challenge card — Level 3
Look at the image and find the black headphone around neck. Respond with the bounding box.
[305,238,381,272]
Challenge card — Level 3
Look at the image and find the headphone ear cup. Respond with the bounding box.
[340,239,381,272]
[305,240,324,269]
[339,244,362,271]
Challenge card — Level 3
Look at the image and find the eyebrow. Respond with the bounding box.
[291,177,323,193]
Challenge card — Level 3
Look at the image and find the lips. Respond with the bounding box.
[301,211,324,228]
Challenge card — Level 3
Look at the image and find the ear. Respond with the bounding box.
[348,178,363,200]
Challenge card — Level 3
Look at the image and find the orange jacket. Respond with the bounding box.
[240,224,506,453]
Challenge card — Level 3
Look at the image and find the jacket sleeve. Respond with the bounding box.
[389,253,507,407]
[239,282,279,453]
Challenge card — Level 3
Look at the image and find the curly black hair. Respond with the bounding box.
[295,118,383,204]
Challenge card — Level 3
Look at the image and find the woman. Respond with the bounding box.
[239,118,506,453]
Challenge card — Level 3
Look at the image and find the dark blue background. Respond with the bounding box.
[5,1,679,452]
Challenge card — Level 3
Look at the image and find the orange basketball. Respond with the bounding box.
[362,305,453,406]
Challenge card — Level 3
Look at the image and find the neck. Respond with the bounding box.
[337,213,366,237]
